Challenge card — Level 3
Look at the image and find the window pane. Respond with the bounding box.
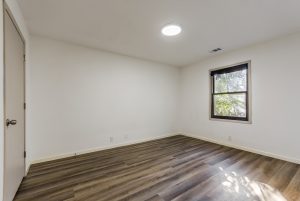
[214,69,247,93]
[214,93,246,117]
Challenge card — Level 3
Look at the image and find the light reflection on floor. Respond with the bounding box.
[218,167,288,201]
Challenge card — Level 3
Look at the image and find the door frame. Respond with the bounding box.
[3,0,27,197]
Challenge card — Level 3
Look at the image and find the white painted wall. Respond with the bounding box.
[0,1,30,200]
[179,32,300,163]
[28,35,179,165]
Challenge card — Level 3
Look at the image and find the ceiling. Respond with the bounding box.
[18,0,300,67]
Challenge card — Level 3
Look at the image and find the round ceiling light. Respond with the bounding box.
[161,24,182,36]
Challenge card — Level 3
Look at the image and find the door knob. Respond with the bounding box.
[6,119,17,126]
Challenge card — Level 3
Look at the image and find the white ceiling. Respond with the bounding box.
[18,0,300,67]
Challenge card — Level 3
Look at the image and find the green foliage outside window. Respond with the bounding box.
[212,67,248,119]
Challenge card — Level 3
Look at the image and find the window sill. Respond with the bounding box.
[209,117,252,124]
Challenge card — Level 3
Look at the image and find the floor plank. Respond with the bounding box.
[14,135,300,201]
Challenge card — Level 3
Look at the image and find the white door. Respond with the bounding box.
[3,9,26,201]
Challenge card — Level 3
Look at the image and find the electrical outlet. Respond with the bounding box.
[110,137,114,143]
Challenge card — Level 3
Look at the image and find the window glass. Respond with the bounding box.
[214,94,246,117]
[214,69,247,93]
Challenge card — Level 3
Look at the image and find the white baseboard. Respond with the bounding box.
[26,132,299,175]
[182,133,300,165]
[28,133,178,168]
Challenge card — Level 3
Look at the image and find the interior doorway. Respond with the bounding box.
[3,4,26,201]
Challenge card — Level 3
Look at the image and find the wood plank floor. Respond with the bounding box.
[14,135,300,201]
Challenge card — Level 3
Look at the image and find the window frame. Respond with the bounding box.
[209,61,251,123]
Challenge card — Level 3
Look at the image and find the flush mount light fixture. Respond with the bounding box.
[161,24,182,36]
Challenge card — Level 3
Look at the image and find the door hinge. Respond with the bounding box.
[24,103,26,110]
[24,151,26,158]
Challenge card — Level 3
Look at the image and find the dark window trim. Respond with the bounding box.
[210,62,250,122]
[210,63,248,76]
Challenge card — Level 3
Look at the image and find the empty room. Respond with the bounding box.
[1,0,300,201]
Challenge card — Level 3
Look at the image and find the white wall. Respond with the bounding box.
[179,32,300,163]
[28,35,179,165]
[1,1,30,200]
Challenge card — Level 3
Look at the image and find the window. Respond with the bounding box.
[210,62,250,122]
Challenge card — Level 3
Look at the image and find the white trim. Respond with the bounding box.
[182,133,300,165]
[27,133,178,172]
[26,132,300,174]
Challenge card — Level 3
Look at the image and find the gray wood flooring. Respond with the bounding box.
[14,135,300,201]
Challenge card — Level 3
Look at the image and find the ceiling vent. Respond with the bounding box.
[210,48,223,53]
